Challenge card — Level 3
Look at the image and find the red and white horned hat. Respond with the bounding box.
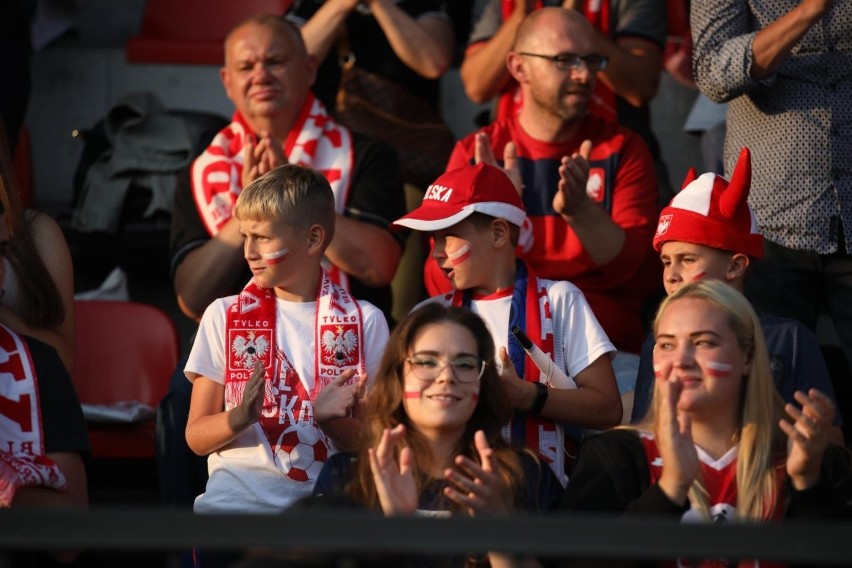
[653,147,764,259]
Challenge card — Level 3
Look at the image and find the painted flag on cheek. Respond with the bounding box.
[691,270,707,281]
[705,361,733,377]
[448,243,472,266]
[262,248,289,266]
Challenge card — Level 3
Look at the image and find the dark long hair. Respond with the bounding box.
[348,303,524,512]
[0,127,64,327]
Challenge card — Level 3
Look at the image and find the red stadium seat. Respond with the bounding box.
[126,0,294,65]
[71,300,179,458]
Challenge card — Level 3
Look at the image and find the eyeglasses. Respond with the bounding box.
[405,354,486,383]
[517,52,608,72]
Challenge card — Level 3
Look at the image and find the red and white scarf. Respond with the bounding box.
[0,325,67,507]
[496,0,616,123]
[224,271,365,479]
[451,263,560,469]
[191,94,354,287]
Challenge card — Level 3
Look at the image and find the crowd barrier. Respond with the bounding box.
[1,509,852,564]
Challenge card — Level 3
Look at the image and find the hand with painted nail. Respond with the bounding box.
[780,388,836,490]
[655,367,699,506]
[369,424,418,516]
[443,430,508,516]
[313,369,360,423]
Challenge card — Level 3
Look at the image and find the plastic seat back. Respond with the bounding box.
[72,300,180,457]
[126,0,294,65]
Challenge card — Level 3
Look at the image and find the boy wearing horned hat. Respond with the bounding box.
[631,148,844,445]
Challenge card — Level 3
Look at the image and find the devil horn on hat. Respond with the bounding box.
[718,147,751,220]
[681,167,697,190]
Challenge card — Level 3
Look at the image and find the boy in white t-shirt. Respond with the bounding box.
[393,163,621,485]
[185,165,389,515]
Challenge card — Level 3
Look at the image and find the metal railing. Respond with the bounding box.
[1,508,851,564]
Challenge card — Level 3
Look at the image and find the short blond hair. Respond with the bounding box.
[234,165,335,242]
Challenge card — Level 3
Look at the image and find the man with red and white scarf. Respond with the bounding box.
[171,14,405,323]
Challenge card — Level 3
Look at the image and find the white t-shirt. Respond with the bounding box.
[186,294,388,514]
[416,279,615,485]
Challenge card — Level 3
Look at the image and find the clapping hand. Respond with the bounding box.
[552,139,593,219]
[655,364,699,506]
[443,430,510,516]
[496,347,534,412]
[313,369,367,423]
[230,361,266,430]
[241,130,287,187]
[369,424,418,516]
[473,132,523,196]
[780,388,835,490]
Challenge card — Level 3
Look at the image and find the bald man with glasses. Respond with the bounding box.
[424,8,659,420]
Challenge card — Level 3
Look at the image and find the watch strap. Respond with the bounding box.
[529,381,549,416]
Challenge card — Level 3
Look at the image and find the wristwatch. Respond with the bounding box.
[529,382,549,416]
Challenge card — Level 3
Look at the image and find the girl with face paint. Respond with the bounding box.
[561,280,852,565]
[307,303,562,567]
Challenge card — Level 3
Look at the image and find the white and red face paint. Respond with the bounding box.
[447,243,472,266]
[261,247,289,266]
[653,363,705,381]
[704,360,733,377]
[690,270,707,282]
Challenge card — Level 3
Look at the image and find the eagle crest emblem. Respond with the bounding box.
[321,324,358,367]
[231,330,270,369]
[655,214,673,238]
[586,168,605,202]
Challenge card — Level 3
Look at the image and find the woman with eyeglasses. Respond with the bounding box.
[307,302,561,567]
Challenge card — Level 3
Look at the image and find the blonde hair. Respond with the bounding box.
[234,164,335,242]
[642,279,786,521]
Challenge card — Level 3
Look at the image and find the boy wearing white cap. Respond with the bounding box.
[394,163,622,486]
[632,148,843,443]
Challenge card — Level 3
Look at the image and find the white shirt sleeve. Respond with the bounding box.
[185,297,233,384]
